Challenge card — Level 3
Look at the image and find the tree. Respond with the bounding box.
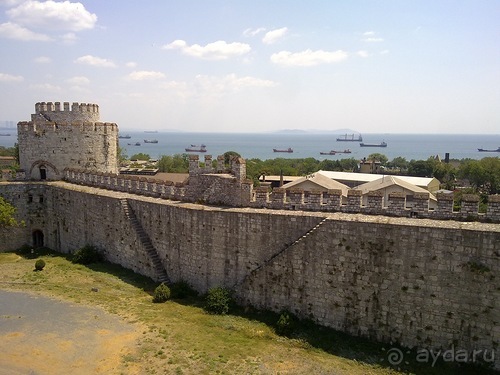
[117,146,128,166]
[407,159,434,177]
[0,197,20,227]
[367,153,388,165]
[130,153,151,161]
[156,154,189,173]
[387,156,409,171]
[458,157,500,194]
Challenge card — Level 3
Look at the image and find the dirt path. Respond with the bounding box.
[0,290,141,375]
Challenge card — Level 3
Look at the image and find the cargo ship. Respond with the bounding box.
[273,148,293,153]
[185,144,207,152]
[337,134,362,142]
[360,142,387,147]
[478,147,500,152]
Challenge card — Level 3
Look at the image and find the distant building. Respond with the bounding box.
[281,173,350,202]
[359,158,382,173]
[317,170,440,193]
[354,175,438,209]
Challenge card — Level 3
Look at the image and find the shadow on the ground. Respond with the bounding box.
[14,246,498,375]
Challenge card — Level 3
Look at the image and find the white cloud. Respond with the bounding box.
[243,27,265,37]
[270,49,348,67]
[0,21,51,41]
[74,55,116,68]
[195,73,277,95]
[127,70,166,81]
[125,61,137,68]
[163,39,251,60]
[28,83,61,91]
[357,50,370,58]
[7,0,97,32]
[34,56,51,63]
[60,32,77,44]
[66,76,89,85]
[262,27,288,44]
[362,31,384,42]
[0,72,24,82]
[380,49,389,55]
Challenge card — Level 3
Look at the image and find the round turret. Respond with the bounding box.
[17,101,118,180]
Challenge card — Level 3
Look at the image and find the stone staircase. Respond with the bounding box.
[120,198,170,283]
[234,217,328,288]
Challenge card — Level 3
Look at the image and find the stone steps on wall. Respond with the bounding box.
[234,217,328,288]
[119,198,170,284]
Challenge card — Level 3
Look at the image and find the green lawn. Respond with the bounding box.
[0,249,496,375]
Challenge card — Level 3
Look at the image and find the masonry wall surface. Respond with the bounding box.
[1,182,498,368]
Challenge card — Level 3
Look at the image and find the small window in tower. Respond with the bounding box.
[39,195,44,203]
[28,194,33,203]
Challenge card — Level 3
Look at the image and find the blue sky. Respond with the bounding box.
[0,0,498,133]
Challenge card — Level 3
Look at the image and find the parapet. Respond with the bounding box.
[31,101,100,123]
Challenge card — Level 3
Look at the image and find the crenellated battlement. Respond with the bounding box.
[17,101,118,180]
[32,101,100,123]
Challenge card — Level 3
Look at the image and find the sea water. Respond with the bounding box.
[1,131,499,161]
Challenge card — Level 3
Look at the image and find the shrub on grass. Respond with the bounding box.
[34,259,46,271]
[152,283,171,303]
[72,245,102,265]
[170,280,198,299]
[204,287,232,315]
[276,310,297,335]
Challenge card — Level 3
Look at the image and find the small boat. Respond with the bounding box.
[320,151,336,155]
[128,142,141,146]
[0,133,11,136]
[337,134,362,142]
[360,142,387,147]
[478,147,500,152]
[118,135,131,139]
[185,144,207,152]
[273,148,293,153]
[144,139,158,143]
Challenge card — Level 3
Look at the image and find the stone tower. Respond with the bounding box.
[17,101,118,180]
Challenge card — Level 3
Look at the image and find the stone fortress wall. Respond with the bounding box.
[17,101,118,180]
[1,101,498,369]
[62,154,500,223]
[1,180,498,369]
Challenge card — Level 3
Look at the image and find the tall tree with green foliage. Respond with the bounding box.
[459,157,500,194]
[0,197,20,227]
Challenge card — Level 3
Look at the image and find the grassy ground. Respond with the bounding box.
[0,248,496,375]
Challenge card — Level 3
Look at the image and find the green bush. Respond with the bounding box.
[276,310,296,335]
[152,283,171,303]
[34,259,46,271]
[170,280,198,299]
[72,245,103,265]
[204,287,232,315]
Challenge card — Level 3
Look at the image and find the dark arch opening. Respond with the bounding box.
[32,230,44,248]
[39,166,47,180]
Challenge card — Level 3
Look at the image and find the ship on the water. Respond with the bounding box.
[478,147,500,152]
[273,147,293,153]
[118,134,131,139]
[0,133,11,136]
[320,149,352,155]
[337,133,362,142]
[144,139,158,143]
[185,144,207,152]
[360,142,387,148]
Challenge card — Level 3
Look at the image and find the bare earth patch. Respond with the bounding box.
[0,290,142,375]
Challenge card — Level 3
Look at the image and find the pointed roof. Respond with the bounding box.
[354,175,437,201]
[281,173,350,196]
